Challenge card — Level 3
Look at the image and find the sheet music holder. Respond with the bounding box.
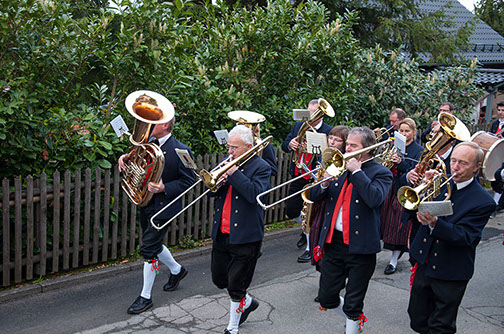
[394,131,406,155]
[213,130,229,145]
[293,109,310,121]
[110,115,130,138]
[306,132,327,155]
[175,149,198,170]
[418,200,453,217]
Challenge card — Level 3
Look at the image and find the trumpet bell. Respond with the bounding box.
[318,98,335,118]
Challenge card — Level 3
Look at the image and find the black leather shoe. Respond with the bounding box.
[163,266,188,291]
[384,264,397,275]
[127,296,153,314]
[296,233,307,248]
[239,298,259,325]
[223,330,233,334]
[314,296,320,303]
[297,250,311,263]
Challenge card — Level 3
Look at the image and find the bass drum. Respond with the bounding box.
[470,131,504,181]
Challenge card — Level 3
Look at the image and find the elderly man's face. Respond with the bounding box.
[439,104,452,114]
[227,135,251,160]
[450,145,480,183]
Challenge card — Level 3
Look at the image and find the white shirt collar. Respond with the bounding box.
[157,133,172,147]
[314,120,323,130]
[454,177,473,191]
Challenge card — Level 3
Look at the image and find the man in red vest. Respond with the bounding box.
[309,127,393,334]
[209,125,272,334]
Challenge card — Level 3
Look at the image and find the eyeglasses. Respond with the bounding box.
[225,143,247,151]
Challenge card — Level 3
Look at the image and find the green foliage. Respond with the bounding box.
[0,0,483,180]
[178,235,202,249]
[475,0,504,37]
[349,46,483,129]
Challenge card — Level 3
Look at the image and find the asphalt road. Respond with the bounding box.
[0,229,311,334]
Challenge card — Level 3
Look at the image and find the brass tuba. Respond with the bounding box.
[292,98,335,168]
[121,90,174,207]
[227,110,266,146]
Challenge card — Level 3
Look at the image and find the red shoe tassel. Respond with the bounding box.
[318,305,326,311]
[357,314,367,333]
[313,245,323,262]
[409,263,418,291]
[151,259,159,275]
[236,298,246,313]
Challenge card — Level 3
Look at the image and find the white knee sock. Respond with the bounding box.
[158,244,181,275]
[345,317,360,334]
[305,232,310,252]
[293,213,303,226]
[140,261,156,299]
[226,300,242,334]
[333,296,345,318]
[389,250,401,268]
[243,293,252,310]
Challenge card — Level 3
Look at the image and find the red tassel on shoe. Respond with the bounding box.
[313,245,323,262]
[236,298,245,313]
[357,314,367,333]
[409,263,418,291]
[318,305,326,311]
[151,259,159,275]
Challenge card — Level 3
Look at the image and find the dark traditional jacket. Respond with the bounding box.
[310,160,393,254]
[210,155,271,244]
[410,178,495,280]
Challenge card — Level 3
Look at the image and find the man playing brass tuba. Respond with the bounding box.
[118,116,194,315]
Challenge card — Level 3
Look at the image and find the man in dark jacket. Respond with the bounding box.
[281,99,333,262]
[310,127,393,334]
[210,125,271,334]
[119,116,195,314]
[408,142,495,334]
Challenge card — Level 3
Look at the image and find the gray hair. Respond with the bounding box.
[309,99,319,106]
[348,126,376,148]
[228,124,253,145]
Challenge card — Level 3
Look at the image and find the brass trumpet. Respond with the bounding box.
[256,138,393,210]
[150,136,273,230]
[292,98,335,168]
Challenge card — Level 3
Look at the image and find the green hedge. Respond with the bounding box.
[0,0,482,180]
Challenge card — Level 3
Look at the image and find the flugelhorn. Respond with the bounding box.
[398,170,455,211]
[121,90,174,207]
[150,136,273,230]
[292,98,335,168]
[257,138,393,210]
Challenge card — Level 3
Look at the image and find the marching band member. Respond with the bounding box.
[490,101,504,210]
[408,142,495,334]
[490,101,504,137]
[380,118,423,275]
[118,116,194,314]
[209,125,271,334]
[309,127,393,334]
[373,108,405,140]
[420,102,454,143]
[281,99,333,260]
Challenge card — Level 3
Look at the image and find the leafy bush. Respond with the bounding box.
[0,0,482,180]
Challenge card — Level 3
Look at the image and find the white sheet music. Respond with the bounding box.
[305,132,327,155]
[293,109,310,121]
[110,115,130,138]
[394,131,406,155]
[175,149,198,170]
[213,130,229,145]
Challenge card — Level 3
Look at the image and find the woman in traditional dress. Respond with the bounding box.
[380,118,423,275]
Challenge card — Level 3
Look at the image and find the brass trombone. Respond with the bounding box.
[150,136,273,230]
[257,138,393,210]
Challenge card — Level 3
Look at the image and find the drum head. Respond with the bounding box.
[482,138,504,181]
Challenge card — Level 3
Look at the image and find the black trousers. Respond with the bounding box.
[211,231,262,301]
[139,205,170,260]
[318,231,376,319]
[285,177,310,219]
[408,263,469,334]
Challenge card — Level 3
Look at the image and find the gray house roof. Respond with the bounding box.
[418,0,504,65]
